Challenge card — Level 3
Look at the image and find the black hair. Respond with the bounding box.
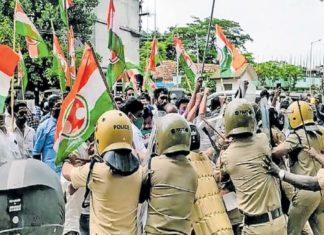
[114,96,124,103]
[47,95,61,110]
[210,96,221,111]
[125,87,134,94]
[139,92,151,102]
[175,97,189,109]
[143,107,153,119]
[13,101,27,114]
[122,97,143,115]
[153,88,168,99]
[260,89,270,99]
[24,91,35,99]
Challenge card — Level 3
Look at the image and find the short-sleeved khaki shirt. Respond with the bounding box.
[221,133,281,215]
[277,128,322,176]
[71,162,142,235]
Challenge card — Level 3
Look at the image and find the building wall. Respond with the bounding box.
[215,72,253,91]
[92,0,140,68]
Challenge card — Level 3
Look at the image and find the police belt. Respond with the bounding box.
[243,208,283,226]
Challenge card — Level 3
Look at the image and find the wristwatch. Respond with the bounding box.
[278,170,285,180]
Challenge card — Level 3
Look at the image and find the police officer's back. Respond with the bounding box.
[143,113,198,234]
[220,99,286,235]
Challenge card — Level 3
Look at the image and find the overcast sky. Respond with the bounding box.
[142,0,324,66]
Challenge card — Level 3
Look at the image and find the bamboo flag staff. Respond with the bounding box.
[201,0,216,76]
[11,0,18,130]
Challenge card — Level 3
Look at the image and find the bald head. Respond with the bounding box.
[164,103,178,114]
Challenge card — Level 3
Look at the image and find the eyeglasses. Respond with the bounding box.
[160,96,168,100]
[127,93,135,97]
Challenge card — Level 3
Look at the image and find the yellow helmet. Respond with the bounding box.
[287,101,314,129]
[95,110,133,155]
[156,113,191,155]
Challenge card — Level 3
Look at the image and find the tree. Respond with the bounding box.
[254,61,304,90]
[0,0,99,95]
[140,17,253,71]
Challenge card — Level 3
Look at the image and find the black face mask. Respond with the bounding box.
[53,108,61,119]
[16,116,27,126]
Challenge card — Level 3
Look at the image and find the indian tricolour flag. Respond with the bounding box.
[15,1,49,58]
[126,62,142,93]
[17,50,28,96]
[53,32,71,91]
[59,0,73,25]
[106,0,126,88]
[215,24,246,77]
[0,45,19,113]
[173,35,198,83]
[143,37,158,92]
[68,26,76,82]
[54,44,114,165]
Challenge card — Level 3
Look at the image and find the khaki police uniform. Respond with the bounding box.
[144,154,198,234]
[221,133,287,235]
[71,163,142,235]
[276,128,323,235]
[187,151,233,235]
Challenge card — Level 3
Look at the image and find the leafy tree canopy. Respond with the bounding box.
[140,17,253,69]
[0,0,99,93]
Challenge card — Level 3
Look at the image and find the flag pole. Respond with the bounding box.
[51,20,64,99]
[17,43,25,100]
[201,0,216,76]
[87,42,118,110]
[176,49,179,89]
[11,0,18,130]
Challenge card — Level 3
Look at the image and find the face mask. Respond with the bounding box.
[134,117,144,130]
[16,116,27,126]
[53,108,61,119]
[141,128,152,137]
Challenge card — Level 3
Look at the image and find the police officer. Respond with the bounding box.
[187,124,233,235]
[220,99,286,235]
[272,101,324,235]
[142,113,198,234]
[62,110,142,235]
[0,159,65,234]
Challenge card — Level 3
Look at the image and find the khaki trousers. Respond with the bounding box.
[288,189,321,235]
[242,215,287,235]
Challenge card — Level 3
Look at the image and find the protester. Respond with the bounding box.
[24,91,42,130]
[33,94,62,175]
[122,97,146,160]
[61,139,92,235]
[114,96,124,110]
[142,107,153,147]
[153,88,168,111]
[175,97,189,115]
[139,92,152,109]
[124,87,135,100]
[11,101,35,158]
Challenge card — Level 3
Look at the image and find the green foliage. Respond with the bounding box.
[140,17,253,71]
[254,61,304,90]
[0,0,99,92]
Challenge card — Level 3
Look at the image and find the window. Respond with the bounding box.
[224,84,233,90]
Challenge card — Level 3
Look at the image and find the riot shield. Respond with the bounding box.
[260,97,271,140]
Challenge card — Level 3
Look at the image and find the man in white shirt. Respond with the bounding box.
[122,97,146,161]
[11,102,35,158]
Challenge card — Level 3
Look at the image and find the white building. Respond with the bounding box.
[92,0,140,68]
